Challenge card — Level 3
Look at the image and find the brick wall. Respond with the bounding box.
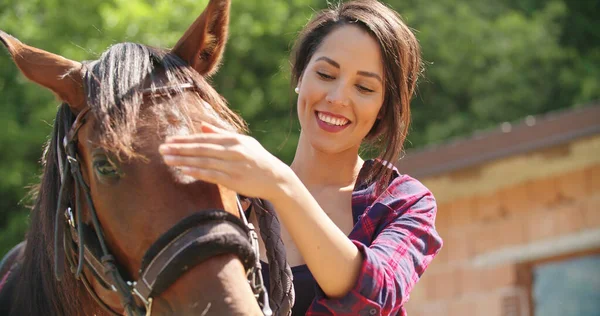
[403,135,600,316]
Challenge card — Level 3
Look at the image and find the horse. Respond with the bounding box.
[0,0,270,315]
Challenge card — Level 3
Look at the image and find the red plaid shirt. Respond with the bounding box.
[306,159,443,315]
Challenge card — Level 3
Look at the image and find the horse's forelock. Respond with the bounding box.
[82,42,246,160]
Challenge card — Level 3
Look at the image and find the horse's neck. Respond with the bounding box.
[155,253,264,316]
[0,242,24,315]
[8,239,105,316]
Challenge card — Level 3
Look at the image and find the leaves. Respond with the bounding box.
[0,0,598,252]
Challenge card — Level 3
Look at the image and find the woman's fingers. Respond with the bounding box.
[159,143,248,162]
[179,166,231,185]
[165,133,237,144]
[166,122,234,142]
[199,122,225,133]
[160,143,228,157]
[163,155,232,173]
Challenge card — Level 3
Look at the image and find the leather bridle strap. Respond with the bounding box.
[66,133,145,316]
[133,210,256,303]
[53,84,271,315]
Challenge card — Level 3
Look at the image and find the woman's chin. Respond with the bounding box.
[308,137,353,155]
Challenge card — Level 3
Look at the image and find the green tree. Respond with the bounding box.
[386,0,599,147]
[0,0,108,254]
[0,0,598,255]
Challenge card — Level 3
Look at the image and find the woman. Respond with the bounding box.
[159,0,443,314]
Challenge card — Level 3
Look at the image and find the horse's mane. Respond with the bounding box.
[7,42,246,315]
[8,105,98,315]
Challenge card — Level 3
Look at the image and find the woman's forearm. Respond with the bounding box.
[270,174,363,298]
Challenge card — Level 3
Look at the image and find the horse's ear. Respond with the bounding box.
[0,30,86,113]
[171,0,230,76]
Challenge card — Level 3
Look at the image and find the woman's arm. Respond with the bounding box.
[269,173,364,298]
[159,123,364,298]
[158,123,443,306]
[308,176,443,315]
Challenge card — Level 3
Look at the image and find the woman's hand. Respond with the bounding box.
[159,122,293,201]
[161,126,364,300]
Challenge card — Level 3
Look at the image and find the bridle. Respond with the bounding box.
[53,83,271,316]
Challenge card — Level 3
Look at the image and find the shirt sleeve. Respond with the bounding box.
[308,176,444,315]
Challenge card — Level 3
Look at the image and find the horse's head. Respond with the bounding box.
[1,0,266,315]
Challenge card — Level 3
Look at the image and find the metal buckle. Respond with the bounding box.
[65,207,75,227]
[129,281,151,307]
[130,281,154,315]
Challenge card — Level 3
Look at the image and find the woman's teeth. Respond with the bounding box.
[318,112,349,126]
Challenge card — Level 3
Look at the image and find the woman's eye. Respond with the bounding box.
[357,85,375,93]
[93,160,119,177]
[316,71,334,80]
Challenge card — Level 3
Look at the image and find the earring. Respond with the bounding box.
[294,87,300,94]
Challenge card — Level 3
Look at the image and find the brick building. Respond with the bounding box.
[400,104,600,316]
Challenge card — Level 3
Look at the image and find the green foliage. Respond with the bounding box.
[0,0,108,250]
[0,0,598,253]
[388,0,600,147]
[0,211,28,256]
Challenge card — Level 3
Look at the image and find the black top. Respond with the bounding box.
[260,261,315,316]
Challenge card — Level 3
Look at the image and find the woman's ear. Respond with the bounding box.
[295,73,304,94]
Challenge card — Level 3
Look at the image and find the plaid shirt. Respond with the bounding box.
[306,159,443,315]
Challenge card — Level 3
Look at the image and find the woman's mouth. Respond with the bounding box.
[315,111,351,133]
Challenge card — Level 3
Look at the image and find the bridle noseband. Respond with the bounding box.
[53,83,271,316]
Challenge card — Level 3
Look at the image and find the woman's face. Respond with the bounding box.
[297,24,385,155]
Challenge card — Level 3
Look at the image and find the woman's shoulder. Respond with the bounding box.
[362,159,436,211]
[350,160,438,243]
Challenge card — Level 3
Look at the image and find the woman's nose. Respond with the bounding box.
[325,83,350,107]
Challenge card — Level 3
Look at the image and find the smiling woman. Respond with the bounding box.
[159,0,443,315]
[295,25,385,158]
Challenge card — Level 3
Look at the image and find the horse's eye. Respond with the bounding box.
[93,159,120,178]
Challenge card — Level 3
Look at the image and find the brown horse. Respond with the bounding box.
[0,0,268,315]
